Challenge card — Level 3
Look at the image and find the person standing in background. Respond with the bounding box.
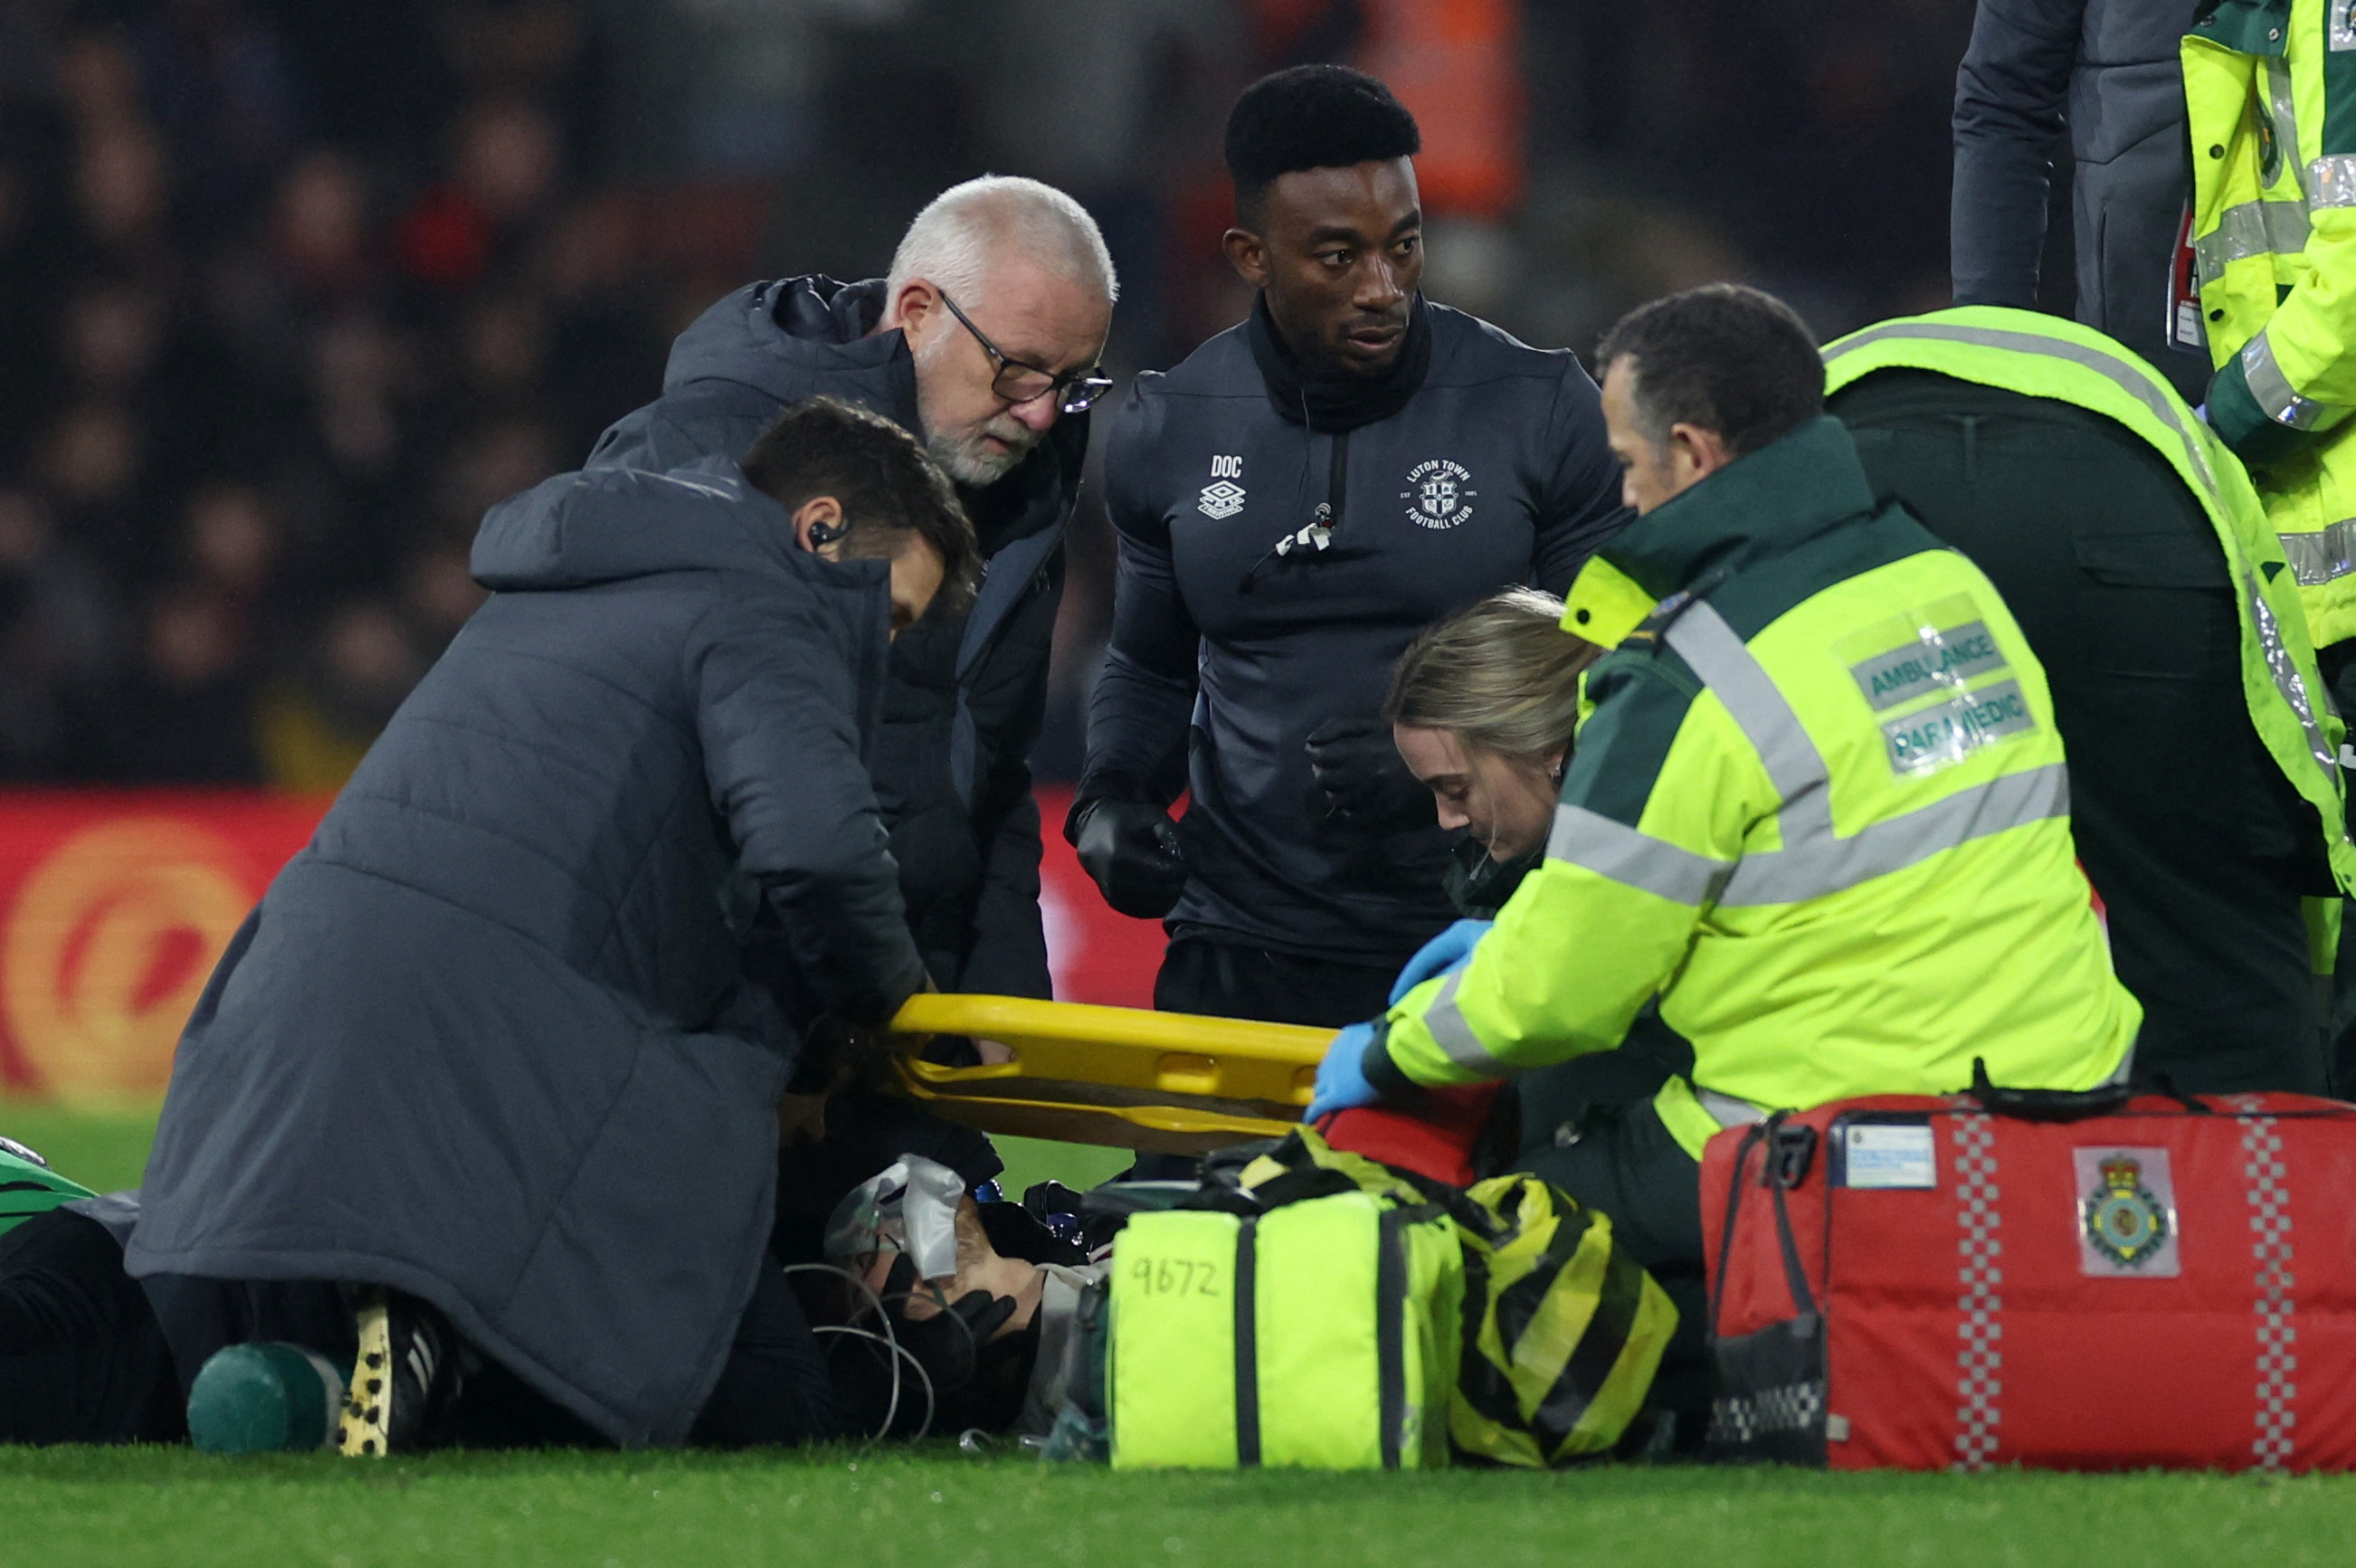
[1069,65,1626,1031]
[1950,0,2207,400]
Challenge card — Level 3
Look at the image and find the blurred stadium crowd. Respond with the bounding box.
[0,0,1971,790]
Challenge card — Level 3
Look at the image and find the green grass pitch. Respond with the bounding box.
[4,1107,2351,1568]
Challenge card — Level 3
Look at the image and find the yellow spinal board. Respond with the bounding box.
[886,993,1330,1155]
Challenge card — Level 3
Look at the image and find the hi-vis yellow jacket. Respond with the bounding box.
[1363,418,2142,1160]
[1824,306,2356,899]
[2186,0,2356,646]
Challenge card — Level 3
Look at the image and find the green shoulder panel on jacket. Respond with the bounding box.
[2191,0,2289,57]
[1569,639,1702,829]
[0,1144,94,1236]
[2325,12,2356,157]
[1705,501,1949,644]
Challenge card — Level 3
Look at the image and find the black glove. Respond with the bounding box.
[1306,716,1432,832]
[1070,798,1189,918]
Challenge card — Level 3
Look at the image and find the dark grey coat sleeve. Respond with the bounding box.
[693,587,926,1026]
[1074,394,1198,814]
[1532,360,1633,595]
[1952,0,2085,308]
[954,554,1062,999]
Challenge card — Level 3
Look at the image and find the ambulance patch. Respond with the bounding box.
[1848,620,2006,712]
[2075,1147,2180,1277]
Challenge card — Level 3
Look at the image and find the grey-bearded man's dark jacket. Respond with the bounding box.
[590,275,1082,998]
[126,459,924,1446]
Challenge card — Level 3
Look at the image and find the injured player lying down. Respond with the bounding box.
[0,1133,1100,1450]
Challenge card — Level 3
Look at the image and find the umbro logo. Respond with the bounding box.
[1199,455,1247,519]
[1199,480,1245,519]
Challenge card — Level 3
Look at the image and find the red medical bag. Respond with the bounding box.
[1700,1087,2356,1471]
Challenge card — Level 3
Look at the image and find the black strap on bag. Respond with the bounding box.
[1702,1112,1829,1464]
[1233,1214,1261,1467]
[1967,1057,2209,1121]
[1706,1117,1822,1347]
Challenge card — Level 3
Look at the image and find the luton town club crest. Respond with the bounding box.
[1401,459,1475,529]
[2074,1147,2180,1277]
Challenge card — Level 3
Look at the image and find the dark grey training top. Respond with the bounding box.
[1081,301,1628,963]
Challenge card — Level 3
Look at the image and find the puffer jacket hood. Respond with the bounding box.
[470,453,891,604]
[660,275,916,418]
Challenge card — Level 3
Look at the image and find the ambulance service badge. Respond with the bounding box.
[2073,1146,2180,1278]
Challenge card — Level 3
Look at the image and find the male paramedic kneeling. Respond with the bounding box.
[127,398,982,1454]
[1309,284,2142,1331]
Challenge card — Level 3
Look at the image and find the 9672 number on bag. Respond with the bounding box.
[1130,1256,1221,1297]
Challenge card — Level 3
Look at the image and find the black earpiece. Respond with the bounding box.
[808,519,844,548]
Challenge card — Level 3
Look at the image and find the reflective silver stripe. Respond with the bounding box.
[1546,802,1735,906]
[1827,320,2219,492]
[2101,1041,2137,1088]
[1827,319,2343,801]
[2279,517,2356,585]
[2241,330,2351,432]
[2194,199,2311,281]
[2247,581,2340,779]
[1696,1088,1769,1129]
[2314,155,2356,210]
[1719,763,2070,907]
[1421,969,1498,1074]
[2270,55,2304,186]
[1642,572,2069,905]
[1660,602,1835,843]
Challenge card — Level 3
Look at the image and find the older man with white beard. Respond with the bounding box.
[593,177,1115,1012]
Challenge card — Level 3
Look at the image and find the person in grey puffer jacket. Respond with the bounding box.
[127,401,979,1450]
[1951,0,2206,399]
[591,176,1116,1002]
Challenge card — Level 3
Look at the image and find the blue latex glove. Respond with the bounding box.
[1306,1021,1382,1122]
[1389,918,1494,1005]
[2193,402,2209,424]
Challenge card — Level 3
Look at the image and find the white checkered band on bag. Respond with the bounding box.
[1951,1115,2002,1472]
[1705,1380,1825,1448]
[2241,1111,2298,1472]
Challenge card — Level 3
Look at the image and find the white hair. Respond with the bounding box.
[885,176,1118,306]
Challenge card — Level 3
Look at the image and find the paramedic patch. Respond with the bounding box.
[1881,679,2036,775]
[2073,1146,2180,1278]
[1848,620,2008,712]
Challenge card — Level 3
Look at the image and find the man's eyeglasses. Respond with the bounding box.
[936,289,1114,415]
